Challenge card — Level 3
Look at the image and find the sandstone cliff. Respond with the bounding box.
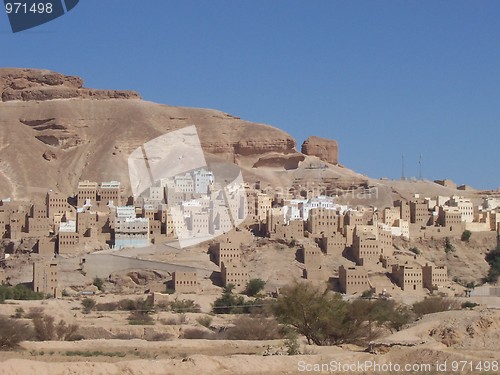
[301,136,339,165]
[0,68,140,102]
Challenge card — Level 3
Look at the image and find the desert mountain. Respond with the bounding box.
[0,68,306,199]
[0,68,483,204]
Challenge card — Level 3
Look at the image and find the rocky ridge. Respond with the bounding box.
[0,68,140,102]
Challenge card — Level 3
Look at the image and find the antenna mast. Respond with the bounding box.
[401,154,406,180]
[418,154,422,180]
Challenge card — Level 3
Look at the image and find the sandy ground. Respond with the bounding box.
[1,296,500,374]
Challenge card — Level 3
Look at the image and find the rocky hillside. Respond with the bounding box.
[0,68,485,203]
[0,68,302,199]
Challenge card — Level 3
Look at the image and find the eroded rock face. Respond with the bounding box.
[301,136,338,165]
[253,153,305,170]
[0,68,140,102]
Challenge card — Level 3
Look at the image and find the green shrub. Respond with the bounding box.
[92,277,104,291]
[461,230,472,242]
[245,279,266,297]
[212,284,250,314]
[0,284,44,301]
[169,298,201,313]
[284,331,300,355]
[81,298,96,314]
[461,301,479,309]
[273,281,363,346]
[409,247,421,255]
[361,289,374,298]
[485,245,500,283]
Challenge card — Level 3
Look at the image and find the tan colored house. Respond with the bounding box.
[221,261,249,292]
[256,193,272,222]
[58,221,80,254]
[77,209,97,237]
[338,265,370,294]
[383,207,400,226]
[434,179,457,189]
[33,261,59,298]
[304,265,327,282]
[31,203,48,220]
[301,243,323,268]
[46,191,70,218]
[146,292,170,306]
[0,268,5,284]
[8,212,25,241]
[213,241,241,267]
[380,256,399,270]
[352,232,381,266]
[307,207,339,235]
[422,263,448,291]
[172,271,200,294]
[437,207,464,229]
[319,232,346,257]
[77,180,98,207]
[391,265,422,291]
[37,237,56,256]
[273,220,304,241]
[27,217,51,237]
[394,200,411,222]
[99,181,122,206]
[410,200,431,225]
[448,196,474,223]
[211,229,250,267]
[344,210,365,227]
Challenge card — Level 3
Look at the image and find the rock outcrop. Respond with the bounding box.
[252,153,305,170]
[301,136,339,165]
[0,68,140,102]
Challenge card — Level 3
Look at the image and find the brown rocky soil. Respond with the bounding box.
[0,298,499,374]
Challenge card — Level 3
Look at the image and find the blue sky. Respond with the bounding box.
[1,1,499,189]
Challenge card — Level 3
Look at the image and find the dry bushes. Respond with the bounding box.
[181,327,213,339]
[412,297,461,317]
[196,315,213,328]
[32,314,80,341]
[0,315,33,349]
[225,316,283,340]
